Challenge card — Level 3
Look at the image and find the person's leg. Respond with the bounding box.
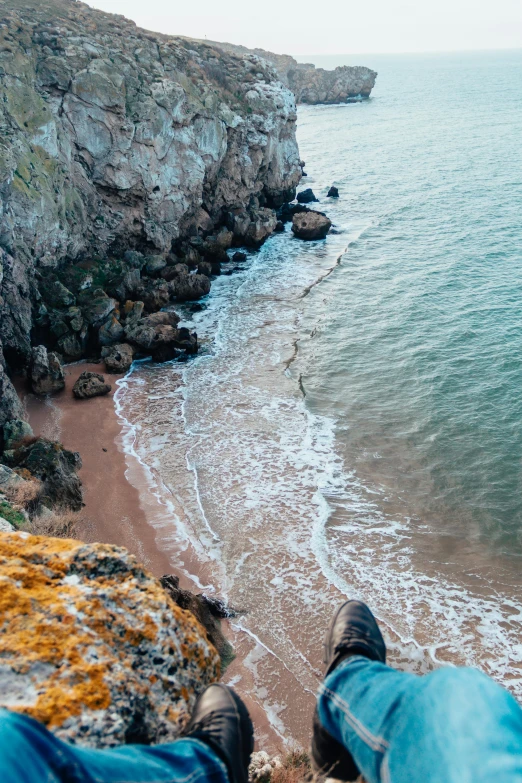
[0,708,230,783]
[318,640,522,783]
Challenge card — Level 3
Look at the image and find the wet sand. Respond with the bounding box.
[19,362,283,753]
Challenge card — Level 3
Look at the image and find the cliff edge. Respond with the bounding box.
[204,40,377,104]
[0,0,302,421]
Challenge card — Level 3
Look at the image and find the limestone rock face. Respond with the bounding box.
[0,532,220,747]
[0,0,300,270]
[207,41,377,104]
[292,211,332,241]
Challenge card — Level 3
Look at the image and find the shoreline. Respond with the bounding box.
[19,361,285,754]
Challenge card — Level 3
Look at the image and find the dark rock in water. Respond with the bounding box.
[171,273,211,302]
[296,188,318,204]
[6,437,82,510]
[292,211,332,241]
[73,371,112,400]
[302,171,308,177]
[161,574,235,665]
[30,346,65,396]
[274,220,285,232]
[232,251,247,263]
[327,186,339,198]
[150,344,184,364]
[189,303,205,313]
[102,343,135,374]
[278,202,310,224]
[2,419,33,451]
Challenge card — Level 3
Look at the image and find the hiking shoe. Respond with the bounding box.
[311,600,386,780]
[324,599,386,676]
[183,684,254,783]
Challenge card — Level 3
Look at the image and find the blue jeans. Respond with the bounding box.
[3,660,522,783]
[0,709,230,783]
[318,656,522,783]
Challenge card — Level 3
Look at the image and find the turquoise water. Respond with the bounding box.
[297,50,522,555]
[119,51,522,743]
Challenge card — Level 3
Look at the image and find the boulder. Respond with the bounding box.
[102,343,135,374]
[144,255,167,276]
[277,202,310,224]
[73,371,112,400]
[161,574,234,664]
[296,188,318,204]
[30,346,65,396]
[2,420,33,451]
[142,312,180,328]
[171,274,211,302]
[56,332,84,361]
[244,208,278,247]
[5,437,82,510]
[80,290,117,328]
[0,464,27,493]
[161,263,190,283]
[98,315,125,347]
[197,261,213,278]
[123,300,145,328]
[274,220,285,232]
[105,268,141,302]
[292,211,332,241]
[40,280,76,309]
[0,533,219,747]
[232,251,247,263]
[135,280,170,313]
[0,518,14,532]
[327,186,339,198]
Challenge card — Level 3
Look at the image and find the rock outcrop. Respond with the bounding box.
[205,40,377,104]
[29,346,65,396]
[0,532,220,747]
[0,0,302,430]
[292,211,332,241]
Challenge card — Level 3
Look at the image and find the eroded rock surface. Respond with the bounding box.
[292,211,332,241]
[72,371,112,399]
[207,40,377,104]
[0,532,220,747]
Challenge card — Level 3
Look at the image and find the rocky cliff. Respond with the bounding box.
[205,41,377,104]
[0,0,301,426]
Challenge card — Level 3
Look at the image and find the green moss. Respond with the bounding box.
[0,501,27,530]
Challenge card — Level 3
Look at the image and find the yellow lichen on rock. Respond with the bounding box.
[0,531,220,747]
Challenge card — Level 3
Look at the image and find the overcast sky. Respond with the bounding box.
[87,0,522,55]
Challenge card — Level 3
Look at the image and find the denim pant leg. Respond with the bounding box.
[0,709,230,783]
[317,656,522,783]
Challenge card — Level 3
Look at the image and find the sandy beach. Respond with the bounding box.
[18,361,284,753]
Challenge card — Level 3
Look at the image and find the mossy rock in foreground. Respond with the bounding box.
[0,532,220,747]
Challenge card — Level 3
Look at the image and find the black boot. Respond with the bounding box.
[183,684,254,783]
[311,600,387,780]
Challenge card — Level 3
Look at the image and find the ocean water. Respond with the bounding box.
[115,50,522,744]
